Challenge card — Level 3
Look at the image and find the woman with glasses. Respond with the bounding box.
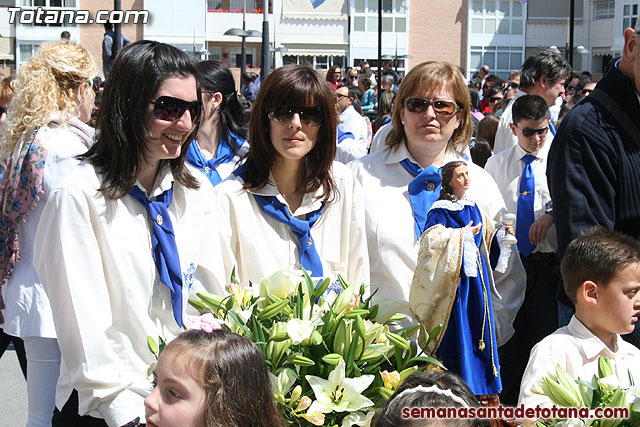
[33,41,224,426]
[187,60,248,186]
[214,65,368,286]
[326,65,343,90]
[349,61,525,396]
[0,42,97,427]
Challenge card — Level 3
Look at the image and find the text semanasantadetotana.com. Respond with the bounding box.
[401,405,630,420]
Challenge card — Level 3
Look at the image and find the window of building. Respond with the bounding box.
[623,3,639,32]
[470,45,523,79]
[353,0,407,33]
[282,55,345,70]
[207,0,271,13]
[207,45,222,61]
[593,1,615,20]
[19,43,40,65]
[18,0,78,27]
[471,0,524,35]
[230,47,258,67]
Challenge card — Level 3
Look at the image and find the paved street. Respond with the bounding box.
[0,345,28,426]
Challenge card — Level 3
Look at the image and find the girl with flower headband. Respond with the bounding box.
[410,161,512,399]
[186,61,249,186]
[144,327,285,427]
[0,41,98,427]
[372,371,491,427]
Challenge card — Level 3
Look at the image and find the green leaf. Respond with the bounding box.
[227,310,251,337]
[230,265,238,284]
[147,336,159,357]
[303,268,316,299]
[313,277,331,300]
[187,299,209,313]
[409,356,446,370]
[296,283,304,319]
[346,324,360,374]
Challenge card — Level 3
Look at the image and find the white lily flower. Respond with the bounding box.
[598,374,621,393]
[287,318,318,345]
[261,270,304,299]
[341,410,375,427]
[269,368,297,396]
[305,359,375,413]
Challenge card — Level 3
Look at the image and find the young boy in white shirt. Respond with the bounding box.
[518,227,640,426]
[484,94,560,404]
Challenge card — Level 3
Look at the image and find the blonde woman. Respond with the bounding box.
[0,41,98,427]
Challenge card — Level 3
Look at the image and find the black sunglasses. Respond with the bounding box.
[520,126,549,137]
[581,89,593,95]
[404,97,460,116]
[268,104,323,126]
[150,96,202,123]
[509,82,519,89]
[488,96,504,103]
[567,85,578,91]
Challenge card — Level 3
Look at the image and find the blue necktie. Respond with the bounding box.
[549,120,556,136]
[233,165,325,276]
[400,159,442,239]
[130,185,184,327]
[186,131,245,186]
[516,154,537,256]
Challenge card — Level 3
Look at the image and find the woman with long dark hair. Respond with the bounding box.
[214,65,368,286]
[186,60,248,186]
[34,40,224,425]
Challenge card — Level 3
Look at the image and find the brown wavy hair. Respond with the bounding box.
[161,329,285,427]
[386,62,472,154]
[244,65,337,202]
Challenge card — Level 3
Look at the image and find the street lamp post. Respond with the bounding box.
[224,27,262,72]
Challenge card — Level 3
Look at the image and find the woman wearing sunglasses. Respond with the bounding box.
[214,65,368,287]
[0,41,97,427]
[187,60,248,186]
[349,61,525,394]
[33,41,224,426]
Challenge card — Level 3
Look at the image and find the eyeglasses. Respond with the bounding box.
[508,82,519,89]
[520,126,549,137]
[482,84,492,90]
[349,75,358,79]
[336,93,348,100]
[268,104,323,127]
[150,96,202,123]
[404,97,460,116]
[488,96,504,103]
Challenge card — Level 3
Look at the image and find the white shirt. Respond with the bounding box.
[519,316,640,420]
[493,89,554,154]
[339,106,369,151]
[369,122,392,154]
[34,162,224,427]
[214,161,369,287]
[190,138,248,182]
[1,118,93,339]
[336,134,368,164]
[484,141,557,255]
[349,142,526,345]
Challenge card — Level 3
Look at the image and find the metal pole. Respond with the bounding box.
[261,0,270,79]
[377,0,382,98]
[569,0,575,67]
[114,0,122,54]
[240,0,247,74]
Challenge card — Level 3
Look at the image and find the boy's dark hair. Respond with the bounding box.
[520,50,571,89]
[511,94,549,125]
[487,85,505,99]
[470,137,492,168]
[484,74,504,88]
[561,227,640,304]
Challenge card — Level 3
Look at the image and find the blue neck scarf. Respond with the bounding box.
[130,185,184,327]
[400,159,442,239]
[337,127,355,145]
[233,165,325,276]
[186,131,245,186]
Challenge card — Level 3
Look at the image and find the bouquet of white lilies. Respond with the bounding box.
[533,357,640,427]
[187,269,444,427]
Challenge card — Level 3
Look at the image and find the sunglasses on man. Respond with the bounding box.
[488,96,504,103]
[150,96,202,124]
[520,126,549,137]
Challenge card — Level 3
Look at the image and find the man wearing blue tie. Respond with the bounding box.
[484,95,559,404]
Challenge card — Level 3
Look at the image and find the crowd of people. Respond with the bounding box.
[0,17,639,427]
